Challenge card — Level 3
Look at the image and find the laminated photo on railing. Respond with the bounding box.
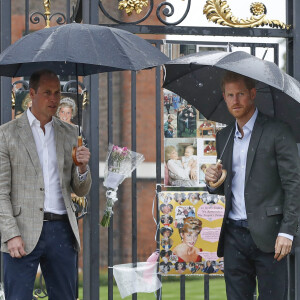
[158,191,225,276]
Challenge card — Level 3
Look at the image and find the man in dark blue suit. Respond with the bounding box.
[205,71,300,300]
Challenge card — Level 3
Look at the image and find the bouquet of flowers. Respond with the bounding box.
[101,144,145,227]
[0,283,5,300]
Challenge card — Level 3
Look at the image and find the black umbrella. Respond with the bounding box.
[0,22,169,164]
[0,22,169,76]
[163,51,300,142]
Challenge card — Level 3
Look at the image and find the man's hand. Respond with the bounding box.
[76,146,91,174]
[274,236,292,261]
[205,163,223,184]
[7,236,26,258]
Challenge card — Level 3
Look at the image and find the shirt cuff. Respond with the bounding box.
[278,233,294,241]
[206,184,216,193]
[77,165,89,182]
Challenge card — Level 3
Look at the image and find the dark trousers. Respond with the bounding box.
[224,222,288,300]
[3,220,77,300]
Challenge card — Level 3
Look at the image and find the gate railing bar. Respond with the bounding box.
[131,71,137,300]
[107,72,114,300]
[291,1,300,297]
[82,73,100,300]
[250,45,255,56]
[295,248,300,300]
[288,255,292,300]
[66,0,71,24]
[204,275,209,300]
[180,275,185,299]
[274,44,279,66]
[161,40,279,49]
[148,40,279,62]
[286,0,293,75]
[103,24,293,39]
[25,0,29,35]
[156,184,162,300]
[0,0,12,124]
[292,0,300,81]
[155,41,162,300]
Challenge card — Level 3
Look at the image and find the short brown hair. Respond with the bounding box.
[29,69,59,91]
[221,71,256,92]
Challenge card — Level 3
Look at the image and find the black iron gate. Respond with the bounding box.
[1,1,300,300]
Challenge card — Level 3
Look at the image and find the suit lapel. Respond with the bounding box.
[16,113,43,178]
[245,113,266,185]
[53,118,64,186]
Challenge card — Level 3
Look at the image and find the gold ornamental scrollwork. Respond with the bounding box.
[118,0,149,16]
[203,0,291,29]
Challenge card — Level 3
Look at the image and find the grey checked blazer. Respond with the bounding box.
[0,112,91,254]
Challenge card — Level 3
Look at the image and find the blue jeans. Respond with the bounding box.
[3,220,77,300]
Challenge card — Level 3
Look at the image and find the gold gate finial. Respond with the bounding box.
[43,0,51,28]
[203,0,291,29]
[118,0,149,16]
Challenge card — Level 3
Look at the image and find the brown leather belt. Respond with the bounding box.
[44,212,68,222]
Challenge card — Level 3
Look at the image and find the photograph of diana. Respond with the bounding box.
[161,214,173,227]
[160,227,174,239]
[172,217,203,263]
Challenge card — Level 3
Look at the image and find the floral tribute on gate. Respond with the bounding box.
[101,144,145,227]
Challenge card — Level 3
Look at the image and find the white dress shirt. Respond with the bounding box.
[229,109,258,220]
[27,109,66,214]
[229,108,292,240]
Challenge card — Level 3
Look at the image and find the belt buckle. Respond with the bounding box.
[227,218,248,228]
[44,212,54,221]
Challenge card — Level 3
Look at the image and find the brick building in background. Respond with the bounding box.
[10,0,169,268]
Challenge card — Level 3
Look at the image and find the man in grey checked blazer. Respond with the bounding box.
[0,70,92,300]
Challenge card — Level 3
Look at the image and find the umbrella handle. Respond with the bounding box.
[209,159,227,188]
[72,136,83,166]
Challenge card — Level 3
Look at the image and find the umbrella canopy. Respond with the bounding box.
[163,51,300,142]
[0,22,169,77]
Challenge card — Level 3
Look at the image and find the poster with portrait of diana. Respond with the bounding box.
[158,191,225,276]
